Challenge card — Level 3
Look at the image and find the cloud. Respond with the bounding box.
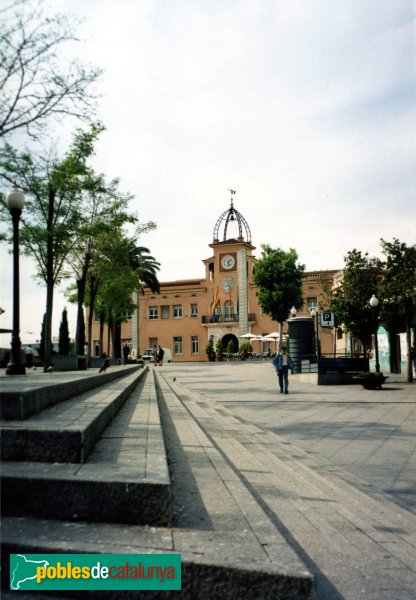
[1,0,414,341]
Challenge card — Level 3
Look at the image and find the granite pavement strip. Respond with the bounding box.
[153,361,416,600]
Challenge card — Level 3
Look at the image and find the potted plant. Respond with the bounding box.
[353,371,388,390]
[205,337,216,362]
[215,338,223,361]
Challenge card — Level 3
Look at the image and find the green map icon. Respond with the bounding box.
[10,554,49,590]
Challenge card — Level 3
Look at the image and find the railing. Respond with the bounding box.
[201,314,256,324]
[298,354,370,374]
[222,351,275,361]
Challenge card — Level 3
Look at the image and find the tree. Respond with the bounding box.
[253,245,305,350]
[329,249,382,355]
[205,336,215,361]
[80,233,160,359]
[38,313,46,362]
[58,307,70,355]
[64,171,138,355]
[0,123,102,369]
[0,0,101,139]
[379,239,416,382]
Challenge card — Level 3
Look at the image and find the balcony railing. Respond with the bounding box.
[201,314,256,324]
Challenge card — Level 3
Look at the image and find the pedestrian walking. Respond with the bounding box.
[272,346,294,394]
[156,345,165,366]
[152,345,158,366]
[99,352,110,373]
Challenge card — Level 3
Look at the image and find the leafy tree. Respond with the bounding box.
[0,0,101,139]
[64,171,139,355]
[58,307,70,355]
[329,249,382,355]
[215,338,223,359]
[253,245,305,350]
[0,123,102,369]
[79,232,160,359]
[379,239,416,382]
[205,336,215,361]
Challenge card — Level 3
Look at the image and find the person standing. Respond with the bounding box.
[272,346,294,394]
[156,345,165,366]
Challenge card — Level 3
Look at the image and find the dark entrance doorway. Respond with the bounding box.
[221,333,239,353]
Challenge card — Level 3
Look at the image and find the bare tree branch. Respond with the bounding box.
[0,0,102,139]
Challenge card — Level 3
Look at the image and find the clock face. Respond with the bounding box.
[221,254,235,270]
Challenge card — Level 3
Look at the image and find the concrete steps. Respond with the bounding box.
[1,368,147,462]
[1,368,171,526]
[0,365,142,420]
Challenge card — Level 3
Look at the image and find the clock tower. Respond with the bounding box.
[203,193,255,345]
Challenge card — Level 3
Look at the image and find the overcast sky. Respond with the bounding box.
[1,0,415,344]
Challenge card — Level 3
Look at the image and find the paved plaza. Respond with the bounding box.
[161,362,416,515]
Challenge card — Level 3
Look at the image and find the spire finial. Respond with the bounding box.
[228,188,236,208]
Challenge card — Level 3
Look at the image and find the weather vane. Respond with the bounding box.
[228,188,236,206]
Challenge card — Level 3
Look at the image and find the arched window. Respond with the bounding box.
[224,300,234,320]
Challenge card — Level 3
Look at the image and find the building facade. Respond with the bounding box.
[90,201,338,361]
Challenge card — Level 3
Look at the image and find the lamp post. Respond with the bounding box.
[369,294,380,373]
[310,308,320,359]
[5,186,26,375]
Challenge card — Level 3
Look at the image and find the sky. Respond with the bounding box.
[1,0,415,344]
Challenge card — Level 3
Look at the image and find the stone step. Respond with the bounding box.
[1,371,171,526]
[1,368,147,462]
[1,517,314,600]
[0,364,142,420]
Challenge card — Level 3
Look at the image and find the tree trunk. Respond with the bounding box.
[278,322,283,352]
[87,276,98,361]
[43,187,55,372]
[114,319,122,359]
[43,278,54,371]
[75,254,90,355]
[99,314,104,356]
[75,279,85,355]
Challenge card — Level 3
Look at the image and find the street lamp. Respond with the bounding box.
[5,186,26,376]
[290,306,297,317]
[369,294,380,373]
[310,308,320,359]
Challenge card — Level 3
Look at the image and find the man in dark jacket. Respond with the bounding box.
[272,346,294,394]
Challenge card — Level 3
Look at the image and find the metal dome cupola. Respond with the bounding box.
[213,191,252,244]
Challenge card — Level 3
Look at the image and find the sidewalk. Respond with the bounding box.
[160,362,416,515]
[154,362,416,599]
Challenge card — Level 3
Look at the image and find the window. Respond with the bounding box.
[191,336,199,354]
[161,305,170,319]
[190,304,198,318]
[173,304,183,319]
[223,300,234,319]
[307,297,317,311]
[149,306,158,320]
[173,336,183,355]
[149,338,157,350]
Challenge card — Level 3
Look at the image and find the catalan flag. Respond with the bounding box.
[210,286,220,317]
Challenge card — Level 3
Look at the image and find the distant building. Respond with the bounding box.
[90,200,337,361]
